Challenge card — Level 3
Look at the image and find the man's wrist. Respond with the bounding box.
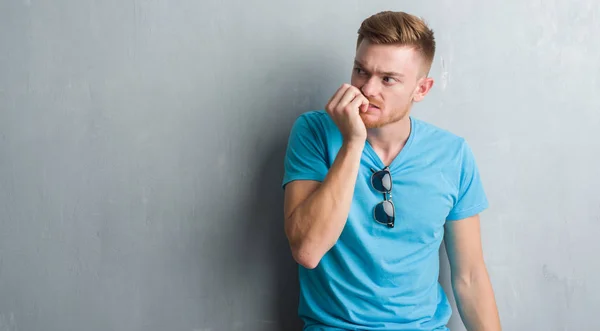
[342,139,365,153]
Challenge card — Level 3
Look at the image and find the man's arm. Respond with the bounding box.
[284,141,363,269]
[283,84,369,269]
[444,214,501,331]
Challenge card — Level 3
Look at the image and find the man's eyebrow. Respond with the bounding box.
[353,60,404,77]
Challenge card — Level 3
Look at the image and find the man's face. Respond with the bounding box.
[351,39,433,129]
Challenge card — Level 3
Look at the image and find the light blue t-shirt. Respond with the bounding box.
[282,110,489,331]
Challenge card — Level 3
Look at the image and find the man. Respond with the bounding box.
[281,10,501,331]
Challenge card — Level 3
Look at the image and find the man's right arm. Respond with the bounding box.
[284,141,363,269]
[283,84,369,269]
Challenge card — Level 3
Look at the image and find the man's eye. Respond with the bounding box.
[355,68,365,75]
[383,77,396,83]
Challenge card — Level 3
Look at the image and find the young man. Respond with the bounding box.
[281,10,501,331]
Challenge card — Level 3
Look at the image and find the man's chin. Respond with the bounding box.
[360,113,385,129]
[364,121,384,129]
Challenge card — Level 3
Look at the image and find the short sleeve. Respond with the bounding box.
[281,114,329,189]
[446,141,489,221]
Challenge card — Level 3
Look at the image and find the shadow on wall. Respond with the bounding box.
[214,42,348,329]
[251,142,302,331]
[233,56,343,330]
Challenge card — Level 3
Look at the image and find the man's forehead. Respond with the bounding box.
[355,43,422,74]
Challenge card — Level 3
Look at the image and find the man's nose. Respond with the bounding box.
[360,77,380,97]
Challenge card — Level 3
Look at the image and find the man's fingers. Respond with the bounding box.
[360,96,370,113]
[327,84,351,111]
[337,87,361,112]
[347,94,367,114]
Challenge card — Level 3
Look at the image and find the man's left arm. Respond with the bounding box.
[444,214,501,331]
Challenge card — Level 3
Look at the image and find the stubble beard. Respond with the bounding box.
[361,105,411,129]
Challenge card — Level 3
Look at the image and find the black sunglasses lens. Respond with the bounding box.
[374,200,394,226]
[372,170,392,192]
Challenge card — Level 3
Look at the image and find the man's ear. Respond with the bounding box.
[413,77,434,103]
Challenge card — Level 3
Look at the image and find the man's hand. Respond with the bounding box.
[325,84,369,144]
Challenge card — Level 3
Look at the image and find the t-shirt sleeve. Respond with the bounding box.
[281,114,329,189]
[446,140,489,221]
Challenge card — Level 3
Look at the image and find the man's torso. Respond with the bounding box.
[282,110,487,331]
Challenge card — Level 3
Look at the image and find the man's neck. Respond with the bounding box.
[366,116,412,166]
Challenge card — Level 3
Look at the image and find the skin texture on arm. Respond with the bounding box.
[444,214,502,331]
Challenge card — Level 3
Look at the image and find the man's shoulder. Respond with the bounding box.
[414,117,465,144]
[291,110,337,137]
[295,110,331,126]
[411,117,488,189]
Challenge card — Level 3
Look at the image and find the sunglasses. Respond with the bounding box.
[370,166,395,228]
